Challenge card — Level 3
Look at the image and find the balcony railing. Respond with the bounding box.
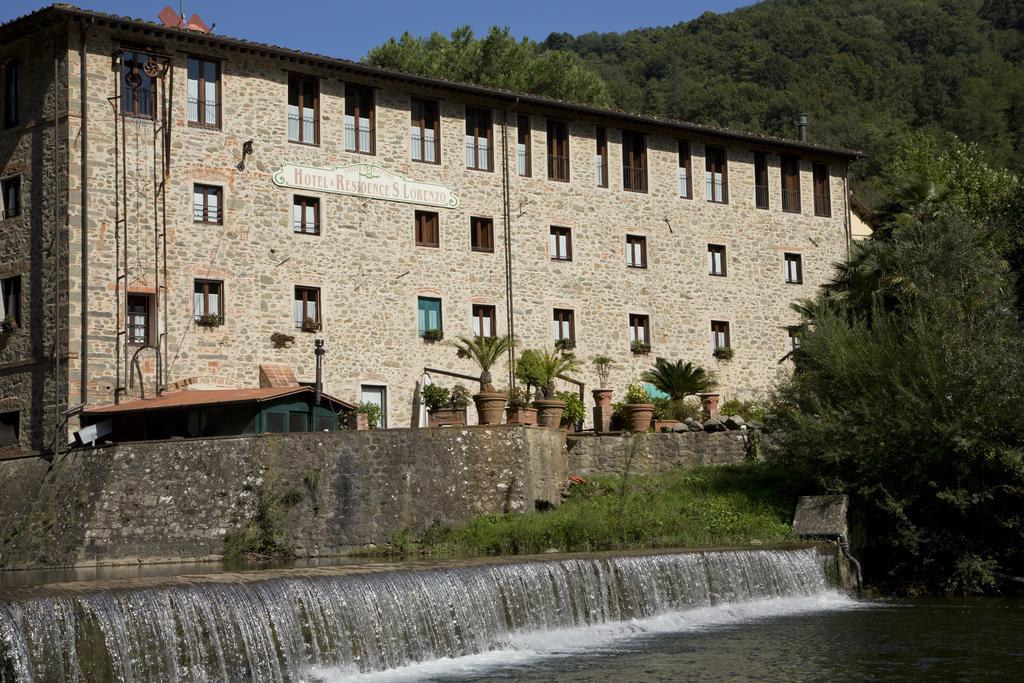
[547,154,569,181]
[411,131,437,163]
[678,168,690,197]
[755,184,769,209]
[782,189,801,213]
[814,193,831,217]
[193,204,223,224]
[345,123,375,154]
[517,147,529,176]
[465,142,490,171]
[595,156,607,187]
[287,113,317,143]
[623,165,647,192]
[293,220,319,235]
[186,97,218,126]
[706,174,725,202]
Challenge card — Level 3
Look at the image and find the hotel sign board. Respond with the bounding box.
[273,163,460,209]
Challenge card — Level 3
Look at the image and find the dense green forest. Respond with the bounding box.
[366,0,1024,195]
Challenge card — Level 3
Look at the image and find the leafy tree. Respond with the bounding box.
[365,26,612,107]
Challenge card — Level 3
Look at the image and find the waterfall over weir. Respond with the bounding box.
[0,548,840,682]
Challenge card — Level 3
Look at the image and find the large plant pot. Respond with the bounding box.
[474,391,507,425]
[624,403,655,432]
[505,407,538,426]
[533,399,566,428]
[653,419,678,433]
[698,392,721,420]
[429,408,467,427]
[592,388,613,433]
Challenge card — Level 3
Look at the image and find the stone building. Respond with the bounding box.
[0,4,860,453]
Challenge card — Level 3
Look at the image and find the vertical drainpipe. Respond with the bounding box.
[843,160,852,258]
[501,99,519,388]
[78,18,91,407]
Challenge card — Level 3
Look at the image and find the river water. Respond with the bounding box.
[0,549,1020,681]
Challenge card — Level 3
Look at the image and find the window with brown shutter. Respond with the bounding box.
[293,196,320,235]
[471,216,494,252]
[754,152,769,209]
[186,56,220,128]
[550,226,572,261]
[785,253,803,284]
[622,131,647,192]
[473,304,497,338]
[626,235,647,268]
[629,314,650,348]
[705,146,728,203]
[553,308,575,343]
[287,74,319,144]
[595,127,609,188]
[813,163,831,217]
[711,320,730,351]
[517,115,531,176]
[781,156,801,213]
[547,120,569,181]
[345,84,375,154]
[708,244,727,277]
[415,211,439,247]
[465,107,493,171]
[294,286,321,330]
[411,98,440,163]
[678,142,693,199]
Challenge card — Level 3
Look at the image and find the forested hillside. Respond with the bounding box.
[366,0,1024,190]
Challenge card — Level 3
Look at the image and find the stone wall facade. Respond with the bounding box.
[1,8,856,449]
[0,425,567,568]
[567,431,750,476]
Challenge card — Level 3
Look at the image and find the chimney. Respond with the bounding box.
[797,113,808,142]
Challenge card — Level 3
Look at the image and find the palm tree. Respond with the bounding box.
[535,349,581,399]
[454,335,514,391]
[640,358,714,401]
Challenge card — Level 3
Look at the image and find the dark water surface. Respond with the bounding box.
[447,598,1024,682]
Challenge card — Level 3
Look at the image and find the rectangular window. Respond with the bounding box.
[626,235,647,269]
[193,184,222,224]
[186,57,219,128]
[345,84,375,154]
[288,74,319,144]
[294,286,321,330]
[472,304,496,338]
[705,146,728,203]
[781,156,801,213]
[708,244,727,277]
[127,293,150,345]
[121,51,157,118]
[193,279,223,322]
[711,320,731,351]
[360,385,387,429]
[415,210,439,247]
[1,276,21,327]
[622,131,647,192]
[471,216,494,253]
[293,195,320,235]
[629,314,650,346]
[785,253,803,284]
[289,411,309,432]
[1,176,19,219]
[813,163,831,217]
[465,107,492,171]
[553,308,575,343]
[550,226,572,261]
[517,115,531,177]
[787,326,801,353]
[4,61,17,129]
[410,98,439,163]
[595,126,608,188]
[417,296,443,337]
[678,141,693,198]
[0,411,17,446]
[754,151,769,209]
[265,412,287,433]
[547,119,569,181]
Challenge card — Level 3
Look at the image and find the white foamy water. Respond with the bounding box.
[0,548,848,682]
[306,592,858,683]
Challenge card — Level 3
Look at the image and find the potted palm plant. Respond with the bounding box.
[623,382,655,432]
[505,386,537,425]
[528,348,581,428]
[641,357,716,428]
[591,355,613,432]
[454,334,514,425]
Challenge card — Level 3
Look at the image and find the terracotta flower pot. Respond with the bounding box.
[428,408,467,427]
[653,419,678,432]
[624,403,654,432]
[592,388,613,433]
[532,399,566,428]
[473,391,507,425]
[505,407,538,426]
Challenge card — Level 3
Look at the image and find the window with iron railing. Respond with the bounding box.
[121,51,158,118]
[288,74,318,144]
[410,98,439,164]
[596,127,608,188]
[1,176,19,220]
[193,184,222,224]
[293,195,320,235]
[678,141,692,198]
[345,84,375,154]
[781,156,801,213]
[547,120,569,181]
[622,131,647,192]
[127,294,151,345]
[754,151,769,210]
[465,107,492,171]
[813,162,831,217]
[517,115,531,177]
[186,57,219,128]
[705,146,727,203]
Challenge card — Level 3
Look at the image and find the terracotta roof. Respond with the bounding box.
[83,386,354,415]
[0,4,863,160]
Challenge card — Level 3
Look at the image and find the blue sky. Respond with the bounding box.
[2,1,754,60]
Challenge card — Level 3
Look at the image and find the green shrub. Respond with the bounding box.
[422,384,451,413]
[450,384,472,409]
[556,390,585,425]
[720,398,767,423]
[624,382,649,404]
[357,401,382,429]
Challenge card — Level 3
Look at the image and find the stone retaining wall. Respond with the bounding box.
[567,431,750,476]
